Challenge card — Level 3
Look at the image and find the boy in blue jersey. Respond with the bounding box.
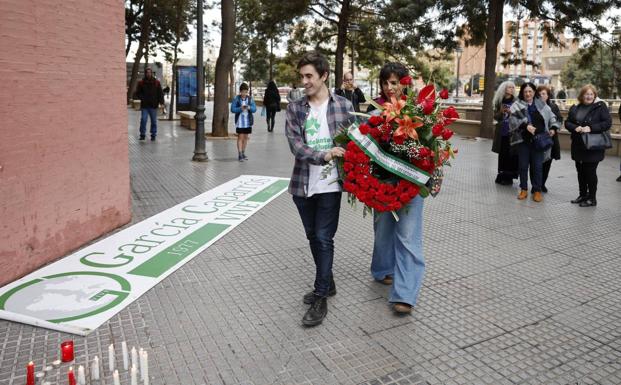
[231,83,257,161]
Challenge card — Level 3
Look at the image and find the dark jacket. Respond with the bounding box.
[492,96,514,154]
[136,77,164,109]
[565,100,611,163]
[548,101,562,160]
[231,95,257,126]
[263,88,281,111]
[509,98,560,146]
[336,87,366,112]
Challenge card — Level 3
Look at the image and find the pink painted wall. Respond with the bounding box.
[0,0,131,286]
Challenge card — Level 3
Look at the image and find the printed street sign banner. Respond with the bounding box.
[0,175,289,335]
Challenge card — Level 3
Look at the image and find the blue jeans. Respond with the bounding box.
[371,195,425,307]
[517,142,543,192]
[139,108,158,137]
[293,192,342,297]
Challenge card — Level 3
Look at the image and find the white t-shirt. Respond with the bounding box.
[306,99,341,197]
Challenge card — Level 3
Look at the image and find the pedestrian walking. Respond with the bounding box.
[367,62,426,315]
[231,83,256,162]
[287,84,304,103]
[135,67,164,141]
[335,72,366,112]
[263,80,281,132]
[565,84,612,207]
[285,51,353,326]
[509,82,560,202]
[531,84,562,193]
[492,81,519,185]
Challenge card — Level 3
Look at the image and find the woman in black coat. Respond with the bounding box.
[492,81,518,185]
[564,84,612,207]
[532,84,562,192]
[263,80,281,132]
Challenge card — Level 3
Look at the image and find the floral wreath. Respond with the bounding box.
[331,75,459,215]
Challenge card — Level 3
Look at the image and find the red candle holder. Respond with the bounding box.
[61,341,74,362]
[26,361,35,385]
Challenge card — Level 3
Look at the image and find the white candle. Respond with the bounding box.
[141,351,149,385]
[138,348,144,372]
[112,370,120,385]
[108,344,115,373]
[91,356,100,380]
[130,365,138,385]
[131,347,138,372]
[77,365,86,385]
[122,341,129,370]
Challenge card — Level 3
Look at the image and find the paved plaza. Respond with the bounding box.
[1,104,621,385]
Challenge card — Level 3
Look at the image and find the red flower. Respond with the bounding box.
[432,123,444,137]
[420,99,435,115]
[393,134,406,145]
[399,76,413,85]
[439,89,449,99]
[441,129,454,140]
[401,95,408,101]
[418,147,431,158]
[417,84,436,105]
[442,106,459,123]
[368,115,383,126]
[369,127,381,139]
[359,123,371,135]
[399,193,410,203]
[343,162,354,172]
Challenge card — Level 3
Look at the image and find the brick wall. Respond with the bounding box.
[0,0,131,286]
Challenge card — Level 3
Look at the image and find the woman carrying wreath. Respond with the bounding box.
[367,62,425,314]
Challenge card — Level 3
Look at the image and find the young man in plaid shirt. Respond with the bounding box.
[285,51,354,326]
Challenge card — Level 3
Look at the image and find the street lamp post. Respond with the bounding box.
[349,23,361,77]
[455,46,463,101]
[193,0,208,162]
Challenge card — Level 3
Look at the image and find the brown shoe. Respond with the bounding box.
[532,191,543,202]
[393,302,412,314]
[377,276,393,285]
[517,190,528,200]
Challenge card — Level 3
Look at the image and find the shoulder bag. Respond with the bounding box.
[581,131,613,150]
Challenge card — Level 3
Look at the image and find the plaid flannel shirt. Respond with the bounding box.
[285,92,354,197]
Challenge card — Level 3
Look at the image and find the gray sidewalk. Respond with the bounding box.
[1,103,621,385]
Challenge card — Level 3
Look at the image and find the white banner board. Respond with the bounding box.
[0,175,289,335]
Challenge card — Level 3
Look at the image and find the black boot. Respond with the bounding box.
[571,196,587,204]
[303,281,336,304]
[579,198,597,207]
[302,296,327,327]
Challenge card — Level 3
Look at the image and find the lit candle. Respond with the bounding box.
[138,348,144,372]
[122,341,129,370]
[91,356,100,380]
[26,361,35,385]
[108,344,115,373]
[141,351,149,385]
[112,370,121,385]
[131,347,138,372]
[61,341,75,362]
[130,365,138,385]
[77,365,85,385]
[68,367,76,385]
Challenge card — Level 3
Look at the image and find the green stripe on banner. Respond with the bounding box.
[246,179,289,202]
[128,223,230,278]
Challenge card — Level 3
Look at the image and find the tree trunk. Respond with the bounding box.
[144,40,150,70]
[269,37,274,80]
[169,49,178,120]
[480,0,504,139]
[212,0,235,137]
[229,66,235,101]
[127,0,151,103]
[334,0,350,90]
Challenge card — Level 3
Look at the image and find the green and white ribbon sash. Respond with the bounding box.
[347,125,430,186]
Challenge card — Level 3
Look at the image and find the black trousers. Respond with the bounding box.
[531,159,553,188]
[266,108,277,131]
[575,161,599,199]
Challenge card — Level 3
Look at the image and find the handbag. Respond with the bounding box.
[533,132,553,151]
[581,131,613,150]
